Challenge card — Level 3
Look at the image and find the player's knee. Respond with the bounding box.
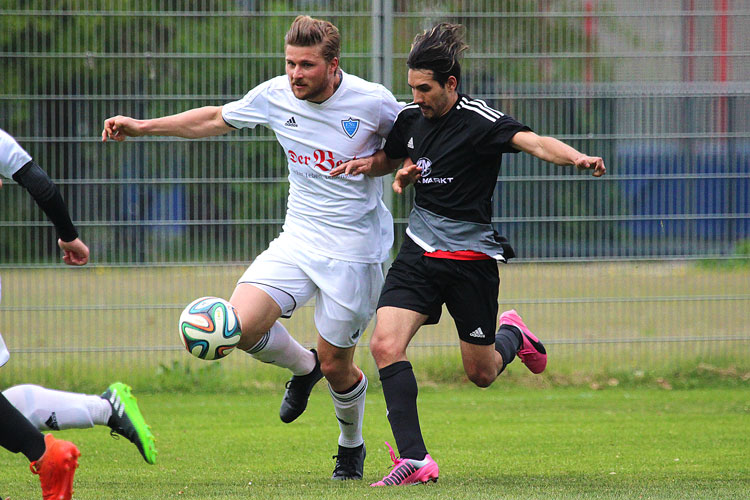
[318,356,341,379]
[233,312,276,351]
[369,334,401,365]
[465,366,495,388]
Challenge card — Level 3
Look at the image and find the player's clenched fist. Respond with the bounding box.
[58,238,90,266]
[573,154,606,177]
[101,115,143,142]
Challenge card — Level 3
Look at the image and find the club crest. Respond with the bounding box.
[341,117,360,138]
[416,157,432,177]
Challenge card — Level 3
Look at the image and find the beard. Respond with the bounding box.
[290,77,330,102]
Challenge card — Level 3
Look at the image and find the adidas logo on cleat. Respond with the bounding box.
[284,117,298,127]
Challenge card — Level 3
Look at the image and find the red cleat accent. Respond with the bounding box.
[30,434,80,500]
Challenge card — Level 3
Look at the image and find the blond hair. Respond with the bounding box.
[285,15,341,62]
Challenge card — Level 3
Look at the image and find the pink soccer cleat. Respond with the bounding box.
[499,309,547,374]
[370,442,439,486]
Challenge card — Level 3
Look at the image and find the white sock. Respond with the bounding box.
[329,372,367,448]
[244,321,315,376]
[2,384,112,430]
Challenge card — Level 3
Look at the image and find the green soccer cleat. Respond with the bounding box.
[101,382,157,465]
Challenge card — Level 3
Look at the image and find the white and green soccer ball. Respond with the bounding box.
[178,297,242,360]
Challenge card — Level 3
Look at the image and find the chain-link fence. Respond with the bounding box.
[1,1,748,389]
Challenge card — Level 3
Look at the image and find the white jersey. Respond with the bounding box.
[222,71,402,264]
[0,130,28,366]
[0,278,7,367]
[0,128,32,178]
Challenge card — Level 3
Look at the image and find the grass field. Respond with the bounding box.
[1,262,748,498]
[1,385,748,499]
[1,261,748,391]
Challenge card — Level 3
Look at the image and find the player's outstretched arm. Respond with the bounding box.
[329,150,403,178]
[511,131,605,177]
[11,161,89,265]
[102,106,232,142]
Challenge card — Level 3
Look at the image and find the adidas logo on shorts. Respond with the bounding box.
[284,117,298,128]
[468,327,485,338]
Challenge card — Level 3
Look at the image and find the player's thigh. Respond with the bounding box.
[369,306,428,368]
[377,240,444,325]
[312,260,384,348]
[444,259,499,345]
[229,284,283,340]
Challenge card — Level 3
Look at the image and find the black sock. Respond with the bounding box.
[495,325,523,372]
[379,361,427,461]
[0,392,46,461]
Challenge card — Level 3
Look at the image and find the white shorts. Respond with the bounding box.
[0,278,7,367]
[238,232,384,348]
[0,333,8,368]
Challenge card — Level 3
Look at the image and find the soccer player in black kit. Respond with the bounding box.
[331,23,605,486]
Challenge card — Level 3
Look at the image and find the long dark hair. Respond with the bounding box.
[407,23,468,86]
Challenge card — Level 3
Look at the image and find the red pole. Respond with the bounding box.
[584,0,596,84]
[714,0,729,134]
[686,0,695,81]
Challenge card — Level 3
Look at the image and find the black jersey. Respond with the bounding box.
[383,94,529,259]
[384,94,529,224]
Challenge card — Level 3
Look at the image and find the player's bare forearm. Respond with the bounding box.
[368,150,403,177]
[102,106,231,141]
[329,149,402,177]
[143,106,231,138]
[511,131,606,177]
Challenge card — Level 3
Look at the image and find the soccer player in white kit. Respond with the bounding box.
[1,129,157,499]
[102,15,402,480]
[0,127,86,499]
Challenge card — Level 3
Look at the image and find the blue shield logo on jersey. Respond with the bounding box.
[341,117,360,138]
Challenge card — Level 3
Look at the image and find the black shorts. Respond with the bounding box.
[377,237,500,345]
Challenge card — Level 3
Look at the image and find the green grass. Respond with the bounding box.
[1,261,749,391]
[1,386,748,499]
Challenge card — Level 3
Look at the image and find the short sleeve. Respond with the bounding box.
[474,114,531,155]
[382,115,409,160]
[221,81,271,130]
[377,87,404,139]
[0,128,32,179]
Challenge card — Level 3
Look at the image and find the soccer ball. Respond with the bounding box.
[179,297,242,360]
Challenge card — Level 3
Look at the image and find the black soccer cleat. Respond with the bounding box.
[332,443,366,480]
[279,349,324,423]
